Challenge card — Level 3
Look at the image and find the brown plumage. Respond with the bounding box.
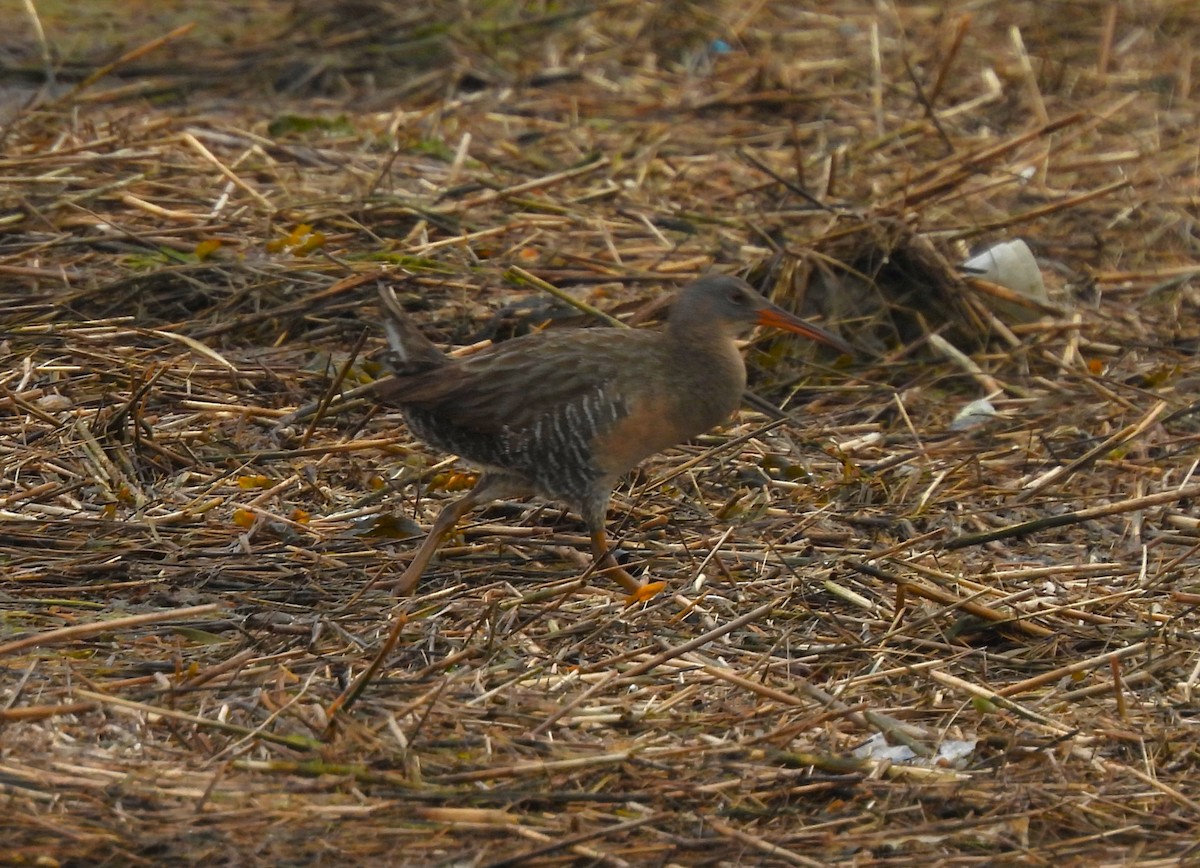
[375,275,853,596]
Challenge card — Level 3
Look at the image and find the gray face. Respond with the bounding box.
[676,275,854,356]
[669,276,767,338]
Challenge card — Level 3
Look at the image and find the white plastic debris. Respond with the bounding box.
[853,733,916,763]
[852,733,979,769]
[934,738,979,767]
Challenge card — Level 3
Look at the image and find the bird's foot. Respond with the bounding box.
[599,560,665,605]
[624,580,667,605]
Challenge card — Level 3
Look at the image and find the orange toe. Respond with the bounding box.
[624,581,667,605]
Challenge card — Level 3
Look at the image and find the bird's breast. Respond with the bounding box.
[591,345,746,477]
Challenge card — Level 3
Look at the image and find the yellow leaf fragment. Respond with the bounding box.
[194,238,221,260]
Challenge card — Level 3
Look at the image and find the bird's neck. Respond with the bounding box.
[660,320,748,434]
[666,307,743,345]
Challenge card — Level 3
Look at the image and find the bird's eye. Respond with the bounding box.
[727,289,748,305]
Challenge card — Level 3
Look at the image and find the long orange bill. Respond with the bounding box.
[756,305,855,357]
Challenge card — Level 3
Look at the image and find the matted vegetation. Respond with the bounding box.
[3,1,1200,864]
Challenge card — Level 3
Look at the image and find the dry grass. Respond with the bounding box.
[3,1,1200,864]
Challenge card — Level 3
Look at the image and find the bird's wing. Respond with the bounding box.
[377,329,657,437]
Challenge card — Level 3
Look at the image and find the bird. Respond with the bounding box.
[373,275,853,597]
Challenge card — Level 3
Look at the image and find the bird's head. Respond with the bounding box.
[669,275,854,356]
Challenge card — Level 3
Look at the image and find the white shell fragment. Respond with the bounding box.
[36,393,73,411]
[950,398,998,431]
[962,239,1047,303]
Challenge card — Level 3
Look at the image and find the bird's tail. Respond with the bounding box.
[377,284,448,374]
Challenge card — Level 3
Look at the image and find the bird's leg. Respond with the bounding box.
[390,489,483,595]
[588,526,643,594]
